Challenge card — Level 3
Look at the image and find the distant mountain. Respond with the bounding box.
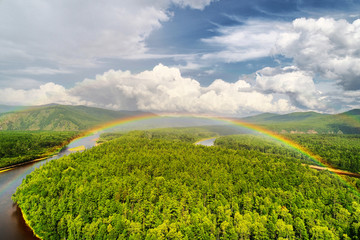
[0,105,26,113]
[242,110,360,134]
[241,112,280,122]
[342,109,360,116]
[0,105,152,131]
[243,111,326,123]
[1,104,360,133]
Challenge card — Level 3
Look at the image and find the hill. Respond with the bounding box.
[0,105,150,131]
[242,111,327,123]
[242,110,360,134]
[241,112,280,122]
[342,109,360,116]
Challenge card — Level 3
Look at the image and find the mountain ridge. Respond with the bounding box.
[241,109,360,134]
[1,104,359,133]
[0,105,152,131]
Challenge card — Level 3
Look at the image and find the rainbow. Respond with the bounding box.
[76,112,328,169]
[74,112,360,195]
[1,112,359,198]
[69,113,158,145]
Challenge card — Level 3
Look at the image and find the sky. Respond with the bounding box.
[1,0,360,116]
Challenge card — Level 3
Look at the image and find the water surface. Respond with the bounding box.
[0,133,99,239]
[195,138,216,146]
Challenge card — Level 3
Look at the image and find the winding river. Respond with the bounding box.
[0,133,99,240]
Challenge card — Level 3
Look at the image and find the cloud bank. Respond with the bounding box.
[1,9,360,114]
[275,17,360,90]
[255,66,322,109]
[202,17,360,92]
[69,64,296,114]
[201,20,290,62]
[0,0,215,69]
[0,64,295,115]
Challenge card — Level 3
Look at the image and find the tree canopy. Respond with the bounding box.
[13,131,360,239]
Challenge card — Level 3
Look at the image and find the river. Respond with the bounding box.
[195,137,216,146]
[0,133,99,240]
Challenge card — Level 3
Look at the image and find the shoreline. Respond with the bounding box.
[0,155,56,173]
[17,204,42,240]
[306,164,360,178]
[0,133,83,173]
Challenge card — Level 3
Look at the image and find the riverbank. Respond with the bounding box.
[17,205,41,240]
[306,164,360,178]
[0,132,100,239]
[0,132,83,173]
[0,145,67,174]
[0,156,51,173]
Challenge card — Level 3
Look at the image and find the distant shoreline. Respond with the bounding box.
[0,155,56,173]
[0,134,81,173]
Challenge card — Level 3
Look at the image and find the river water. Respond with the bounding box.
[195,138,216,146]
[0,134,214,239]
[0,133,99,240]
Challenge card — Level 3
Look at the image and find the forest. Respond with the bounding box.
[214,134,315,166]
[285,134,360,173]
[215,134,360,173]
[98,127,218,144]
[0,131,78,168]
[13,130,360,239]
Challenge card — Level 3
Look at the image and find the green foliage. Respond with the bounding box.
[0,105,149,131]
[215,134,316,165]
[99,127,218,144]
[285,134,360,173]
[0,131,77,168]
[13,132,360,239]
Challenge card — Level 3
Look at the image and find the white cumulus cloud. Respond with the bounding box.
[0,64,295,115]
[70,64,295,114]
[256,66,323,109]
[0,0,215,70]
[0,83,85,106]
[201,20,290,62]
[200,17,360,92]
[172,0,215,10]
[275,17,360,90]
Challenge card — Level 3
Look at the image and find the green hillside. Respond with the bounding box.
[242,110,360,134]
[0,105,150,131]
[241,113,280,122]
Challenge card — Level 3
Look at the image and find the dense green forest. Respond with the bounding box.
[13,131,360,239]
[214,135,316,166]
[98,127,218,144]
[285,134,360,173]
[0,131,77,168]
[215,134,360,174]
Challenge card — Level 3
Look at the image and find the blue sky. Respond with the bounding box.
[1,0,360,116]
